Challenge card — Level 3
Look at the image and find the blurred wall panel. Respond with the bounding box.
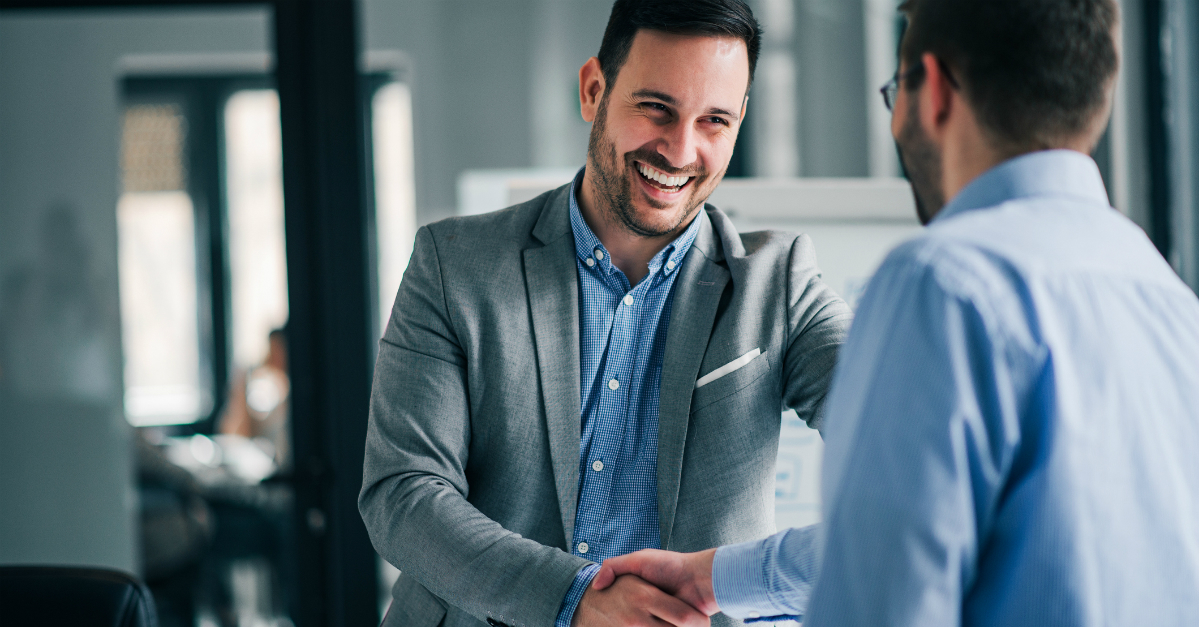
[0,7,269,573]
[361,0,542,225]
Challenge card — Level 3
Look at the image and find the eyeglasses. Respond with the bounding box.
[879,59,959,112]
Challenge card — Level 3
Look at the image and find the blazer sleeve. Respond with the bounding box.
[359,225,589,627]
[782,233,854,433]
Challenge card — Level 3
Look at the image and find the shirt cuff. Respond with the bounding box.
[555,563,600,627]
[712,538,780,619]
[713,538,805,623]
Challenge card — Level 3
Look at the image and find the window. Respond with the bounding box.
[224,89,288,372]
[117,74,417,428]
[370,80,418,334]
[118,102,209,426]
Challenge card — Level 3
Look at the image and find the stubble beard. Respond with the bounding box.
[896,99,946,226]
[586,94,715,238]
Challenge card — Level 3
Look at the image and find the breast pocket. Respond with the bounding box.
[690,349,771,414]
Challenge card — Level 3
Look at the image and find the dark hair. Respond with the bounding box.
[597,0,761,92]
[899,0,1119,150]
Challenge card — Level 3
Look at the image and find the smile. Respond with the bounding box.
[635,161,694,194]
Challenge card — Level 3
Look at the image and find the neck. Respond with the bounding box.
[578,167,693,286]
[939,116,1010,208]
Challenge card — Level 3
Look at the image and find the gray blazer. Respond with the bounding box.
[359,183,852,627]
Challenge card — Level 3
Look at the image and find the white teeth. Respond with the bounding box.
[637,162,690,190]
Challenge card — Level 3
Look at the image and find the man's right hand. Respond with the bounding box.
[570,574,710,627]
[591,549,719,617]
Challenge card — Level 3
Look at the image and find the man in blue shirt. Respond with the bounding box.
[593,0,1200,624]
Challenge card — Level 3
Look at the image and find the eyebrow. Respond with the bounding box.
[631,89,741,121]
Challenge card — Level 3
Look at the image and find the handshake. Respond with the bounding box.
[572,548,720,627]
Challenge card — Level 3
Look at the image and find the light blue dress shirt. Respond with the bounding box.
[713,150,1200,626]
[556,168,702,626]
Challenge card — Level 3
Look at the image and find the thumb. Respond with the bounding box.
[591,564,616,590]
[591,553,640,590]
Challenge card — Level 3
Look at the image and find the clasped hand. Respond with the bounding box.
[571,548,718,627]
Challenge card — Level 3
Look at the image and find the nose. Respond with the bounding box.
[656,120,700,171]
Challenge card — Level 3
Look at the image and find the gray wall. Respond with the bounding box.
[0,7,269,573]
[360,0,610,226]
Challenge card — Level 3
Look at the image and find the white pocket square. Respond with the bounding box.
[695,348,761,389]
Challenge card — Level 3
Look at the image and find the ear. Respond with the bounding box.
[579,57,606,123]
[918,52,955,140]
[738,95,749,127]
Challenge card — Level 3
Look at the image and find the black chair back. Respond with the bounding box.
[0,565,158,627]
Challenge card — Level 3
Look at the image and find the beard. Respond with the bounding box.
[586,94,717,238]
[896,100,945,226]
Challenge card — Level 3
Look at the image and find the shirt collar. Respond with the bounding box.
[568,166,701,279]
[935,149,1112,224]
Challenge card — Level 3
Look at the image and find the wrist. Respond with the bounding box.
[712,538,776,619]
[691,548,719,615]
[558,563,600,627]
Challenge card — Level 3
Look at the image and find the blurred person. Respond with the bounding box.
[593,0,1199,625]
[357,1,853,626]
[219,327,290,470]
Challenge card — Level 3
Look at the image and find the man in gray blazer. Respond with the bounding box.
[358,1,852,626]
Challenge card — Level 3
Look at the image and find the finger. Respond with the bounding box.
[592,563,616,590]
[645,585,709,627]
[595,553,642,587]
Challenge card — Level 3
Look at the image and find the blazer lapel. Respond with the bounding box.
[657,211,729,549]
[523,187,583,545]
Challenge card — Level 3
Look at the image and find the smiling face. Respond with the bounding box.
[582,30,749,238]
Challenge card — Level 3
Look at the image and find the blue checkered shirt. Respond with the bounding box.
[555,169,702,626]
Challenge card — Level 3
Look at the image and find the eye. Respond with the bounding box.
[642,102,669,113]
[704,116,730,127]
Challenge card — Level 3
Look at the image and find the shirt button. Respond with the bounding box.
[747,612,760,619]
[595,249,605,261]
[577,542,589,554]
[584,257,595,267]
[622,294,633,306]
[666,260,676,271]
[607,379,619,391]
[592,460,604,472]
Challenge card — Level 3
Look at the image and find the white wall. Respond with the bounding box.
[0,6,269,573]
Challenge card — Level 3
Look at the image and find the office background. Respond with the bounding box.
[0,1,1195,626]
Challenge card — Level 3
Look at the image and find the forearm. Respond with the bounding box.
[361,469,588,625]
[712,524,822,621]
[360,342,586,625]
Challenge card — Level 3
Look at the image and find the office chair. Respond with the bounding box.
[0,565,159,627]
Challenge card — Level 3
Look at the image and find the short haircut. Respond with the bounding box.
[900,0,1119,150]
[597,0,761,93]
